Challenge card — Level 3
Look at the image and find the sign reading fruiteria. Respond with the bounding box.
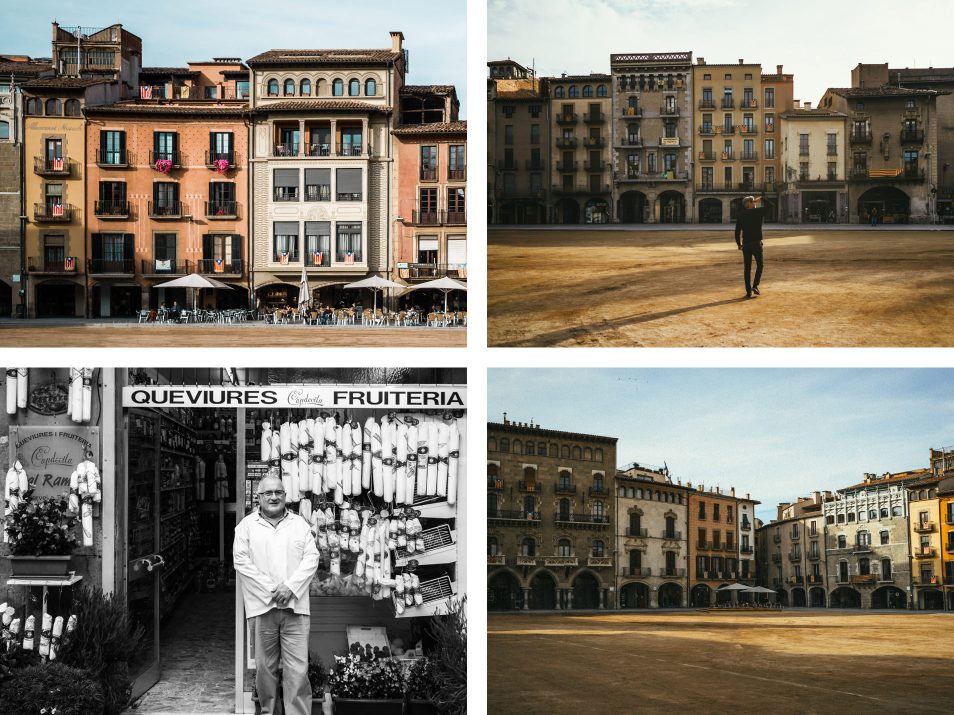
[9,426,100,498]
[122,385,467,409]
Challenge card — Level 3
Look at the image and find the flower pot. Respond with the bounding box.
[8,555,72,578]
[408,699,439,715]
[332,696,404,715]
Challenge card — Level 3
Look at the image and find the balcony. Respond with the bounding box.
[698,125,715,136]
[141,259,189,276]
[878,574,896,583]
[525,159,546,171]
[583,111,604,123]
[851,574,877,585]
[556,113,578,125]
[518,481,541,493]
[205,151,237,169]
[148,150,181,170]
[554,482,576,495]
[197,259,243,275]
[723,544,736,552]
[96,149,129,168]
[661,530,681,540]
[808,552,820,561]
[583,137,606,148]
[739,125,758,136]
[697,541,711,550]
[33,203,73,222]
[849,130,872,144]
[27,257,79,274]
[827,147,838,156]
[543,557,578,567]
[93,200,130,219]
[900,129,924,144]
[448,167,466,181]
[621,106,643,117]
[789,576,804,585]
[740,545,754,554]
[621,136,643,147]
[740,151,759,161]
[914,521,936,533]
[705,570,720,580]
[588,485,609,497]
[626,527,648,538]
[304,186,331,202]
[401,263,463,281]
[946,542,954,553]
[556,160,578,172]
[698,151,716,161]
[515,556,537,567]
[807,574,824,585]
[773,534,782,544]
[914,547,937,559]
[721,151,735,161]
[721,126,736,136]
[205,201,238,219]
[33,156,71,176]
[721,98,735,109]
[698,99,716,109]
[553,513,610,527]
[488,510,541,523]
[771,553,781,563]
[588,557,613,567]
[148,201,182,219]
[412,210,440,226]
[445,210,466,225]
[487,554,506,566]
[850,167,925,182]
[555,137,577,149]
[584,160,605,171]
[662,568,686,578]
[659,105,679,116]
[273,143,300,157]
[622,567,651,577]
[741,98,758,109]
[420,168,437,181]
[740,522,752,532]
[307,143,333,158]
[88,259,134,275]
[336,143,364,159]
[852,544,872,554]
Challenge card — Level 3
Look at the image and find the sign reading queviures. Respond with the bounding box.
[9,426,100,498]
[121,386,467,409]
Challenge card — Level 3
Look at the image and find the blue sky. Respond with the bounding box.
[0,0,467,117]
[488,0,951,107]
[489,369,954,523]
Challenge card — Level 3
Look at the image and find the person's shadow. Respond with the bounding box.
[499,297,749,346]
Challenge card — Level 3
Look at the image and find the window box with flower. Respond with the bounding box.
[328,642,405,715]
[4,485,79,578]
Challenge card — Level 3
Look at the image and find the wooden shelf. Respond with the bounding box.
[7,574,83,588]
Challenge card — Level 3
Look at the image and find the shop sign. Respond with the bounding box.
[122,385,467,409]
[8,426,100,498]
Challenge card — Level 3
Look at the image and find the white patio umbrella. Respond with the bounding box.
[297,264,310,311]
[152,273,233,311]
[408,276,468,316]
[716,583,752,591]
[343,275,404,316]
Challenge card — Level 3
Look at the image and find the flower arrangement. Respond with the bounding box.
[405,656,439,702]
[3,490,78,556]
[154,159,173,174]
[328,642,404,700]
[214,158,231,174]
[307,652,326,697]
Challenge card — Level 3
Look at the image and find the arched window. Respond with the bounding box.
[868,509,877,520]
[267,79,279,96]
[582,85,592,97]
[488,437,497,451]
[365,78,376,96]
[572,446,581,460]
[879,507,888,518]
[554,86,565,98]
[597,84,607,97]
[593,473,604,491]
[891,505,902,516]
[523,495,536,516]
[25,98,40,115]
[499,438,509,452]
[487,493,498,517]
[283,79,295,96]
[64,99,81,116]
[300,79,311,96]
[568,86,579,97]
[45,98,61,116]
[487,463,498,478]
[592,539,604,557]
[488,536,498,556]
[594,448,603,461]
[523,465,536,483]
[525,442,535,456]
[557,538,572,557]
[837,534,846,548]
[558,498,571,520]
[348,78,360,96]
[557,470,571,489]
[592,501,604,519]
[583,447,592,460]
[836,513,845,523]
[629,512,641,535]
[561,445,569,458]
[521,537,536,556]
[0,120,8,140]
[537,442,545,455]
[332,78,344,96]
[629,549,641,571]
[512,439,522,454]
[549,443,558,457]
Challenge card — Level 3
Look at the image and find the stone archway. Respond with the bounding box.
[921,589,944,611]
[857,186,910,224]
[528,571,558,610]
[619,581,650,609]
[830,586,861,608]
[871,585,906,609]
[555,198,581,225]
[584,198,610,224]
[690,584,711,607]
[618,190,648,224]
[698,198,723,224]
[658,582,683,608]
[488,570,523,611]
[658,190,686,223]
[776,590,789,607]
[791,588,806,607]
[809,587,826,608]
[572,571,601,609]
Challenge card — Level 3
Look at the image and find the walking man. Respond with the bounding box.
[233,476,319,715]
[735,195,766,298]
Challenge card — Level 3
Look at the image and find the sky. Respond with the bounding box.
[488,369,954,523]
[0,0,468,117]
[488,0,952,106]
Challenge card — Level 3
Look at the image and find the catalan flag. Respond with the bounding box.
[64,256,75,271]
[51,203,63,217]
[52,158,63,171]
[279,252,289,265]
[140,85,152,99]
[869,168,902,178]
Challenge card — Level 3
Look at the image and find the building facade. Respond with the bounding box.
[930,447,954,610]
[757,493,830,607]
[615,463,689,608]
[549,74,612,224]
[778,103,848,222]
[487,417,617,611]
[246,34,405,308]
[823,470,927,608]
[392,85,467,304]
[759,64,794,221]
[907,473,944,609]
[611,51,693,224]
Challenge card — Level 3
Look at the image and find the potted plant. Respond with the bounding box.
[4,489,78,577]
[405,656,439,714]
[328,642,404,714]
[426,598,466,715]
[154,158,173,174]
[214,158,231,174]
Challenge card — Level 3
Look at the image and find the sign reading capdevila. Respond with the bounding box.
[121,386,467,409]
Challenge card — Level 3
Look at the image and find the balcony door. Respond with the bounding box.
[46,138,63,170]
[153,234,177,273]
[416,236,438,266]
[43,236,65,271]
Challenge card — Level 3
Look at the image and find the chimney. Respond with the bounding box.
[688,481,693,489]
[502,412,508,424]
[390,31,404,53]
[698,483,703,492]
[746,493,750,500]
[793,99,801,109]
[813,491,821,504]
[738,58,744,65]
[698,57,705,65]
[731,487,736,497]
[804,101,812,110]
[777,64,783,75]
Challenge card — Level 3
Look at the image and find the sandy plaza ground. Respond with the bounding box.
[488,610,954,714]
[488,225,954,347]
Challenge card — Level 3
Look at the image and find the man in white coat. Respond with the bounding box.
[233,475,319,715]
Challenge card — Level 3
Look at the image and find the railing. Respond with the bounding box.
[148,150,181,169]
[556,160,578,172]
[487,510,541,522]
[807,575,824,585]
[411,210,439,226]
[420,168,437,181]
[148,201,182,218]
[946,543,954,553]
[555,137,577,148]
[789,576,804,585]
[852,544,872,553]
[205,151,237,168]
[741,151,759,161]
[705,570,720,579]
[662,531,681,540]
[88,258,134,274]
[741,98,758,109]
[622,136,642,146]
[402,263,458,281]
[827,147,838,156]
[914,521,936,533]
[141,259,189,275]
[807,552,820,561]
[914,547,937,558]
[487,477,504,490]
[900,129,924,143]
[448,167,467,181]
[196,259,243,275]
[797,176,842,184]
[554,482,576,494]
[721,98,735,108]
[273,143,300,157]
[27,257,78,273]
[626,527,647,537]
[739,125,758,135]
[205,201,237,219]
[721,126,736,135]
[851,574,876,584]
[659,105,679,116]
[588,557,613,567]
[621,107,643,117]
[96,149,129,167]
[525,159,546,170]
[93,200,130,218]
[336,143,364,157]
[878,574,896,583]
[518,481,541,493]
[698,151,715,161]
[583,111,604,122]
[662,568,685,578]
[543,557,578,567]
[556,113,578,124]
[305,252,331,268]
[273,189,299,202]
[850,167,925,181]
[773,533,782,543]
[740,522,752,531]
[849,130,872,144]
[554,513,610,525]
[698,99,715,109]
[698,125,715,136]
[588,485,609,496]
[515,556,537,567]
[306,143,332,157]
[583,137,605,148]
[487,554,506,566]
[622,567,651,577]
[740,545,753,554]
[33,156,71,175]
[772,553,781,563]
[584,160,605,171]
[304,186,331,202]
[445,210,466,225]
[697,541,710,549]
[33,203,73,222]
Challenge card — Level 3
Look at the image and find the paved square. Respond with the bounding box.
[488,610,954,714]
[488,226,954,347]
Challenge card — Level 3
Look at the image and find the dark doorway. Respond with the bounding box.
[488,571,523,611]
[35,282,77,317]
[572,572,600,609]
[528,572,557,610]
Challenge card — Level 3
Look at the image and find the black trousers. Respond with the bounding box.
[742,242,763,293]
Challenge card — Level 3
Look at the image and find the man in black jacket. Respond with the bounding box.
[735,195,765,298]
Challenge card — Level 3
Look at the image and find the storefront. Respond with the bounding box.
[2,367,466,713]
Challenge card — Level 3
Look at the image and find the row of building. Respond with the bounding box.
[487,417,954,611]
[0,22,466,318]
[487,53,954,225]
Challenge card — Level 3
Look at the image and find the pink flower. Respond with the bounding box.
[155,159,173,174]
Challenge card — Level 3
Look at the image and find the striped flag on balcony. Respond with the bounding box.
[52,158,63,171]
[140,85,152,99]
[51,203,63,217]
[279,252,289,265]
[64,256,75,271]
[214,258,225,273]
[313,251,323,266]
[869,168,902,177]
[344,252,355,264]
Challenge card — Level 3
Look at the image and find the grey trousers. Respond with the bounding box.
[254,608,311,715]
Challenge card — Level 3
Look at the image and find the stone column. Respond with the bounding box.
[566,590,574,610]
[650,586,659,609]
[298,120,305,156]
[522,589,530,611]
[730,590,738,605]
[599,588,606,609]
[555,589,562,610]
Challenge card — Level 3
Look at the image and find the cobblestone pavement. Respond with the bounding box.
[125,590,235,714]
